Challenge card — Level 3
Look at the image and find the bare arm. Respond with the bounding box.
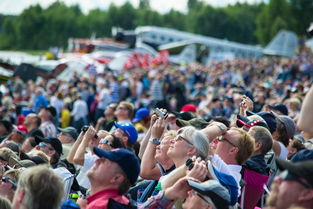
[201,122,227,142]
[298,86,313,134]
[140,118,166,180]
[138,115,158,159]
[67,131,84,164]
[73,127,96,166]
[160,165,187,190]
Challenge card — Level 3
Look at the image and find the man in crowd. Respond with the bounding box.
[266,159,313,209]
[39,106,57,138]
[23,113,44,137]
[11,165,64,209]
[77,147,140,209]
[57,126,78,159]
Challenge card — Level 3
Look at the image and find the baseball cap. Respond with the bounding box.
[176,118,209,130]
[275,115,296,139]
[181,104,197,113]
[187,180,230,208]
[58,127,78,140]
[236,115,269,130]
[246,111,277,133]
[35,136,63,155]
[93,147,140,185]
[276,158,313,188]
[171,111,195,121]
[15,125,28,136]
[132,108,150,123]
[268,104,288,115]
[291,149,313,162]
[114,122,138,144]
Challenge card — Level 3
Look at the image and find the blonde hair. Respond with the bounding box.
[17,165,64,209]
[0,196,11,209]
[231,127,255,165]
[119,101,135,118]
[0,147,19,166]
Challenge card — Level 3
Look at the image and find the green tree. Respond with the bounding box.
[256,0,294,45]
[139,0,150,9]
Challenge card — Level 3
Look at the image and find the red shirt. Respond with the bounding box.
[86,188,129,209]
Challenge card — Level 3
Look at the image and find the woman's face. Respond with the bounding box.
[98,135,114,150]
[155,135,172,162]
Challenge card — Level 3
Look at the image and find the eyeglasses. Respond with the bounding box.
[38,142,54,150]
[279,170,312,189]
[174,135,194,146]
[117,106,127,110]
[217,135,238,147]
[99,138,113,147]
[2,177,17,190]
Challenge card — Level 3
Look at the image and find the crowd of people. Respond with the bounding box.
[0,50,312,209]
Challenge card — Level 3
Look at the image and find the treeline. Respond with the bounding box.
[0,0,311,50]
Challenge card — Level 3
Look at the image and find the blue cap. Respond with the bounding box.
[212,165,239,205]
[246,111,277,134]
[291,149,313,162]
[114,122,138,144]
[132,108,150,123]
[93,147,140,185]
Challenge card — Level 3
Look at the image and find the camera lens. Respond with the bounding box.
[81,125,89,133]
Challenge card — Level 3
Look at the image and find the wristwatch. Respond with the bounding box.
[149,138,160,145]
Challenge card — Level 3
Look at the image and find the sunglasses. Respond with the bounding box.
[279,170,312,189]
[217,135,238,147]
[2,176,17,190]
[38,142,54,151]
[174,135,194,146]
[99,138,113,147]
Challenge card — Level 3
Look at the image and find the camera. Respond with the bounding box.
[185,158,194,170]
[155,108,168,118]
[81,126,98,139]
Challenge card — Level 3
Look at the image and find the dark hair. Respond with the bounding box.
[290,138,305,152]
[276,119,289,147]
[111,135,126,149]
[212,116,230,128]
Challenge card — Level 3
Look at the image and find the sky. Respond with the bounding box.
[0,0,265,15]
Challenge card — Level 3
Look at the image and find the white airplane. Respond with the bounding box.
[133,26,298,64]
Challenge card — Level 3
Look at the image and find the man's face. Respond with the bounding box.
[8,130,24,143]
[212,130,239,158]
[38,142,55,157]
[0,174,16,198]
[23,114,37,127]
[87,158,120,184]
[267,172,310,209]
[58,132,73,144]
[183,190,212,209]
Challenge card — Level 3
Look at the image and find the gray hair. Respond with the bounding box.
[16,165,64,209]
[178,126,209,159]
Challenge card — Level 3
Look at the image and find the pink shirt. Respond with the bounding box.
[86,188,129,209]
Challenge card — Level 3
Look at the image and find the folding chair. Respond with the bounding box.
[240,169,269,209]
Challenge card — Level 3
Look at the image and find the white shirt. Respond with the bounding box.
[40,121,57,138]
[277,141,288,160]
[97,88,112,109]
[71,99,88,121]
[76,152,98,189]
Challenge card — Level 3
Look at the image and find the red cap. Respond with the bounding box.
[16,125,28,135]
[181,104,197,113]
